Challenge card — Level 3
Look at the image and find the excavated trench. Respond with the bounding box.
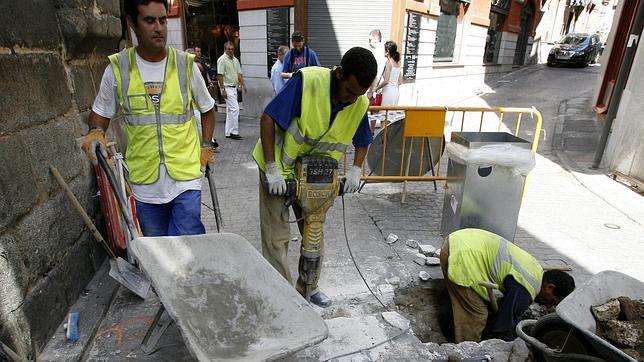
[393,279,452,343]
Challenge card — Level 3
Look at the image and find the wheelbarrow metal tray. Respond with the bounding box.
[130,233,328,361]
[556,270,644,362]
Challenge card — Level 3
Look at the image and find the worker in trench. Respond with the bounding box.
[440,228,576,342]
[252,47,377,308]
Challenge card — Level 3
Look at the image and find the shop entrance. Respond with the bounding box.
[184,0,239,81]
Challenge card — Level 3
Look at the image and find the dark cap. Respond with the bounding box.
[291,31,304,40]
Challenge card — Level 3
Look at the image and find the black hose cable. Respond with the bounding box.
[341,195,389,311]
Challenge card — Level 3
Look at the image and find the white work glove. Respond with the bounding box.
[343,165,362,194]
[265,161,287,196]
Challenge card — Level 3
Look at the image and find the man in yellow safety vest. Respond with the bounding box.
[81,0,216,237]
[440,228,575,342]
[253,47,377,307]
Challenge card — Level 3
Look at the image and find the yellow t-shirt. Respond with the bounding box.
[216,54,241,87]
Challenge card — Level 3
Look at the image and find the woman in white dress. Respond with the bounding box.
[375,41,402,107]
[368,41,402,132]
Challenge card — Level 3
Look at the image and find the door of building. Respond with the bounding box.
[184,0,239,81]
[307,0,392,68]
[513,2,534,65]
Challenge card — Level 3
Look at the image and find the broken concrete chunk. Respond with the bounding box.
[592,298,621,322]
[386,233,398,244]
[413,253,427,265]
[291,236,298,241]
[386,277,401,285]
[377,284,395,305]
[435,248,441,257]
[405,239,419,248]
[418,244,437,256]
[603,320,644,348]
[425,257,441,266]
[381,311,411,330]
[419,271,431,281]
[617,296,644,321]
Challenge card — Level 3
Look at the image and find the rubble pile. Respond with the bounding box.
[591,296,644,361]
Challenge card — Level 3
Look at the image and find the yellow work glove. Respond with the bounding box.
[200,146,214,172]
[81,128,108,165]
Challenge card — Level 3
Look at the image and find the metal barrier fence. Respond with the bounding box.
[347,106,543,185]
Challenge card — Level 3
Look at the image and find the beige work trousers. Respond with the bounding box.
[258,172,324,296]
[440,238,489,343]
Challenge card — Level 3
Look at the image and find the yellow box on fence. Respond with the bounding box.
[403,110,446,138]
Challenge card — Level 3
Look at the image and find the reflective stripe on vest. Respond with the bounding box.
[492,237,541,294]
[109,47,201,184]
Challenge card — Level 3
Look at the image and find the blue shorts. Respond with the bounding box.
[135,190,206,236]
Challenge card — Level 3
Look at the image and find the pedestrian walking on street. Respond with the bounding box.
[253,47,377,308]
[271,45,289,94]
[281,31,320,81]
[440,228,575,343]
[370,40,402,107]
[81,0,216,237]
[216,41,246,140]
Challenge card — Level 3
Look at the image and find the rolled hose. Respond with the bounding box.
[515,320,605,362]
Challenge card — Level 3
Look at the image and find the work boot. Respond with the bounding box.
[309,291,332,308]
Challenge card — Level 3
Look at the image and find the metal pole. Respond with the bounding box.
[592,2,644,168]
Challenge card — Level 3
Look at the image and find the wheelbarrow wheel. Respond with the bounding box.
[530,313,599,361]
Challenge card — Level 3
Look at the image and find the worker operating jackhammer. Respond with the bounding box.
[252,47,377,308]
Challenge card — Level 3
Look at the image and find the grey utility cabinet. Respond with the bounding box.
[440,132,534,241]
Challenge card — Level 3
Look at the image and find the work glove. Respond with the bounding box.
[200,146,215,173]
[265,161,286,196]
[81,128,108,165]
[343,165,362,194]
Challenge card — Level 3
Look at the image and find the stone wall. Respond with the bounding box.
[0,0,121,358]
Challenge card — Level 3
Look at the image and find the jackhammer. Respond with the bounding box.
[287,156,345,302]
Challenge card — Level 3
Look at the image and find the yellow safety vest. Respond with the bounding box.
[447,228,544,301]
[109,47,201,185]
[253,67,368,178]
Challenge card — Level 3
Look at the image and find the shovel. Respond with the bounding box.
[50,165,151,299]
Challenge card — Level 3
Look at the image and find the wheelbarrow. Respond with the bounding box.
[516,270,644,362]
[129,233,328,361]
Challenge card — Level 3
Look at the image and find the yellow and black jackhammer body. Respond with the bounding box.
[289,156,344,302]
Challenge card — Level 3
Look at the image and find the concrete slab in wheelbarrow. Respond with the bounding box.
[129,233,328,361]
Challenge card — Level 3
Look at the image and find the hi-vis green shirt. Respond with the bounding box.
[252,67,369,179]
[108,47,201,184]
[447,228,544,301]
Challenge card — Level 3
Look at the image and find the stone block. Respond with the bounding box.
[57,8,122,59]
[425,257,440,266]
[95,0,121,17]
[22,237,102,353]
[0,54,72,134]
[0,136,39,228]
[70,65,97,111]
[0,0,61,49]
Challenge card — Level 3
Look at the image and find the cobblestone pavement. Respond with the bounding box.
[47,64,644,361]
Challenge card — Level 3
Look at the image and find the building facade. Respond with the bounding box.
[594,0,644,186]
[163,0,614,116]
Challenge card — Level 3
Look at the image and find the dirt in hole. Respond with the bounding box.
[394,280,451,343]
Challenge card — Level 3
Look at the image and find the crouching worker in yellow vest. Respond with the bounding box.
[440,228,575,342]
[252,47,377,308]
